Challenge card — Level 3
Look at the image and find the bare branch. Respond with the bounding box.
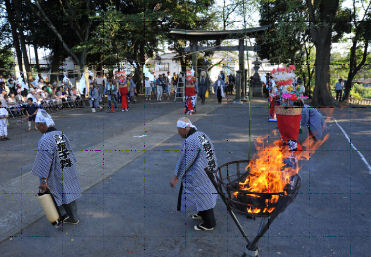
[31,0,80,65]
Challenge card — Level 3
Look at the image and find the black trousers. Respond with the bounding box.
[217,87,222,103]
[336,90,342,101]
[198,208,216,228]
[58,201,78,220]
[199,86,207,104]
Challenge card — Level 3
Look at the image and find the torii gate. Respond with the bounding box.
[169,25,269,103]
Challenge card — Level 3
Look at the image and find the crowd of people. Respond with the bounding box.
[0,73,85,140]
[0,69,236,140]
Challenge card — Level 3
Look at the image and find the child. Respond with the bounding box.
[25,97,38,131]
[0,101,9,140]
[89,84,99,112]
[145,77,151,101]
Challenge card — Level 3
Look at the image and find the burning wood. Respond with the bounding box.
[233,134,329,217]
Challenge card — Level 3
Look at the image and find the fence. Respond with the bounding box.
[348,97,371,105]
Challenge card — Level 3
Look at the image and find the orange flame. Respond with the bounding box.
[235,133,329,215]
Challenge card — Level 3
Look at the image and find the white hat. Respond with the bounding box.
[35,109,55,127]
[177,118,197,130]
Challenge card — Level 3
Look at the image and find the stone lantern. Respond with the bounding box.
[250,58,263,97]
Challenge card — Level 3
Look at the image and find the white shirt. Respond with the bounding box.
[96,77,105,85]
[26,93,37,103]
[21,82,29,91]
[145,80,151,88]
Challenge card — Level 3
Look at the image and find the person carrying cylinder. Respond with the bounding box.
[32,109,82,225]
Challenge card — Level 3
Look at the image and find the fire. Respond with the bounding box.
[234,134,329,215]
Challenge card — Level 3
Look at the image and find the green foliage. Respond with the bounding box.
[256,0,309,64]
[0,47,14,76]
[0,17,14,75]
[351,83,371,100]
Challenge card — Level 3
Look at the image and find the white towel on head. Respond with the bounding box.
[35,109,55,127]
[177,120,197,130]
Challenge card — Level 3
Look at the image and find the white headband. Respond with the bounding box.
[177,120,197,130]
[35,109,55,127]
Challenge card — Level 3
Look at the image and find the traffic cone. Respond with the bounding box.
[112,105,115,112]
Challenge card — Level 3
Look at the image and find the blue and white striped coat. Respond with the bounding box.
[175,130,218,213]
[32,130,81,206]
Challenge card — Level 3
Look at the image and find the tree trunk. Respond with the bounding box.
[34,45,41,76]
[19,31,32,80]
[14,0,32,81]
[139,44,145,93]
[5,0,23,77]
[50,54,60,83]
[342,39,369,101]
[312,27,334,106]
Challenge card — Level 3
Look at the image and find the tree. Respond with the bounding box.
[256,0,314,95]
[28,0,102,94]
[3,0,24,77]
[257,0,351,106]
[342,0,371,101]
[307,0,341,106]
[0,21,14,76]
[14,0,32,79]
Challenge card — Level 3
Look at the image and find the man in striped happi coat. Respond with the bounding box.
[170,117,218,231]
[32,109,82,224]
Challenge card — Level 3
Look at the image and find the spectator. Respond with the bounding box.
[46,83,53,95]
[0,82,4,94]
[105,78,118,112]
[198,71,210,104]
[41,87,49,99]
[19,78,29,96]
[172,72,178,88]
[25,97,38,131]
[0,100,9,141]
[89,84,99,113]
[144,77,152,101]
[38,78,45,89]
[167,72,172,100]
[213,75,226,104]
[335,79,343,101]
[7,93,17,105]
[156,74,163,101]
[219,70,225,82]
[95,73,106,104]
[152,74,157,96]
[27,88,37,103]
[0,91,8,107]
[128,75,136,103]
[161,73,168,100]
[7,78,16,95]
[15,92,23,103]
